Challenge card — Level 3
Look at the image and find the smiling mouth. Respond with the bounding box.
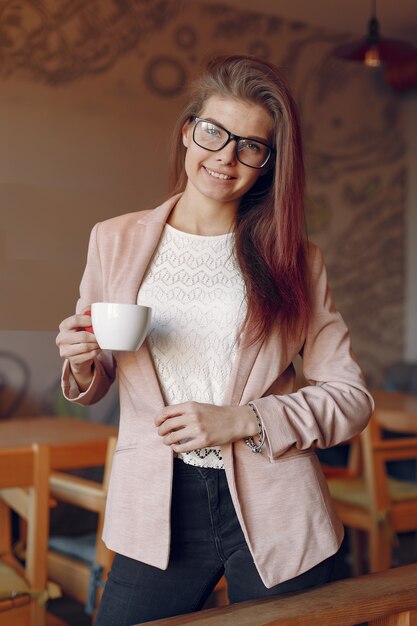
[205,167,233,180]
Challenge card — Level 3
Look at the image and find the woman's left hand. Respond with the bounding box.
[155,402,259,453]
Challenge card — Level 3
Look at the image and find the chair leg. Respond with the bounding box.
[369,523,392,572]
[348,528,367,576]
[31,600,46,626]
[0,502,11,555]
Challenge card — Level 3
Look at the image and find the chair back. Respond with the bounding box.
[47,435,117,616]
[0,444,50,626]
[361,409,417,519]
[326,394,417,573]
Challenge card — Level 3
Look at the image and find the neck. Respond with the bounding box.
[168,188,237,236]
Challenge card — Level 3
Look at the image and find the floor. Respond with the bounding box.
[46,613,73,626]
[46,531,417,626]
[47,598,92,626]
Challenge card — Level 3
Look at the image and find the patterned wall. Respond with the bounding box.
[0,0,406,385]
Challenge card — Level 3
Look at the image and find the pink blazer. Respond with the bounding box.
[62,195,373,588]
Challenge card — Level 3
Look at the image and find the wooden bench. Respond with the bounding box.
[143,563,417,625]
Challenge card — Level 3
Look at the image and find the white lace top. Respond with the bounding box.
[137,223,246,469]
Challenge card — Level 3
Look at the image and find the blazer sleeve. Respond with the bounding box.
[61,222,116,405]
[250,244,374,461]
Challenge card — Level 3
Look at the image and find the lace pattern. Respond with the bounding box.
[137,224,246,469]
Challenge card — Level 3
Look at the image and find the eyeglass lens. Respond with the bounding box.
[193,119,271,168]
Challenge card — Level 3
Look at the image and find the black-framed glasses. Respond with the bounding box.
[192,117,274,169]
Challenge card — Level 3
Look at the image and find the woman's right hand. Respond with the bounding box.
[56,310,101,391]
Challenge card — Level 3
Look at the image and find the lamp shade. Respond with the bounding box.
[333,16,417,67]
[385,55,417,91]
[333,37,417,66]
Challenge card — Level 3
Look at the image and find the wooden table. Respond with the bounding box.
[371,389,417,433]
[142,563,417,626]
[0,416,117,470]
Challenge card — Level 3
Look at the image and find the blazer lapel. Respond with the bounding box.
[111,196,180,409]
[110,195,180,304]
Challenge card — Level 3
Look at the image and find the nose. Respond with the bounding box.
[215,138,237,165]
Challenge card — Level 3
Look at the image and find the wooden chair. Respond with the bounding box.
[0,444,51,626]
[47,436,117,618]
[326,408,417,574]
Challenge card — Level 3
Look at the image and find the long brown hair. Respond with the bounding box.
[169,55,309,345]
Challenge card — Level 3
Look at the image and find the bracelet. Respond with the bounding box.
[245,402,265,453]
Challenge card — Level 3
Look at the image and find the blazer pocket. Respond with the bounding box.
[114,443,138,455]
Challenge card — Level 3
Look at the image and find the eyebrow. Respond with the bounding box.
[202,116,271,145]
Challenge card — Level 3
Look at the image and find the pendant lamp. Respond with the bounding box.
[332,0,416,67]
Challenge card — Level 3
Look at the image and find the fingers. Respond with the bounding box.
[156,403,213,450]
[163,428,187,448]
[56,328,98,354]
[61,342,100,362]
[155,403,191,427]
[156,408,197,447]
[157,416,186,439]
[58,313,94,333]
[161,426,199,453]
[155,403,239,450]
[169,433,204,454]
[56,313,100,367]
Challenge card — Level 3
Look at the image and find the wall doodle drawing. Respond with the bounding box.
[0,0,182,84]
[0,0,407,385]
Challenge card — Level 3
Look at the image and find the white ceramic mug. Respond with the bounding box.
[91,302,152,351]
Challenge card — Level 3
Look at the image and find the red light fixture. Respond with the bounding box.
[333,0,416,67]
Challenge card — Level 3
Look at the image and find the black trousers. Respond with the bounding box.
[96,458,335,625]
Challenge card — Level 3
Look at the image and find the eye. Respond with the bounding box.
[201,122,222,137]
[239,140,262,154]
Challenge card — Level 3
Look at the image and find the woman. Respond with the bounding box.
[56,55,373,624]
